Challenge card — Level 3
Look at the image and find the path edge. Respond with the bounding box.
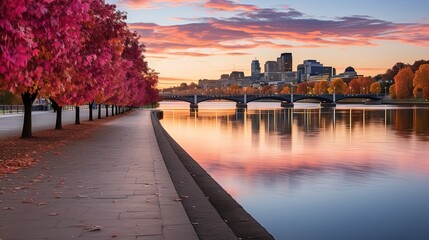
[150,110,274,240]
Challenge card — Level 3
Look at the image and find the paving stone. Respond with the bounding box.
[0,111,198,240]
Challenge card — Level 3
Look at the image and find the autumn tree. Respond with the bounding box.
[411,60,429,72]
[357,76,373,94]
[279,86,291,94]
[1,0,90,137]
[349,78,360,94]
[313,81,329,94]
[227,84,241,95]
[328,78,347,94]
[389,84,396,98]
[370,82,381,94]
[383,62,409,81]
[296,82,308,94]
[394,67,414,99]
[413,64,429,99]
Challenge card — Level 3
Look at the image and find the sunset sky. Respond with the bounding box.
[106,0,429,88]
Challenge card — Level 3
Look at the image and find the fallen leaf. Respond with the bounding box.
[85,225,102,232]
[49,212,59,216]
[21,198,35,204]
[3,207,15,210]
[75,194,88,199]
[38,202,46,206]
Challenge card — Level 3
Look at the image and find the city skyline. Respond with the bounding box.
[107,0,429,88]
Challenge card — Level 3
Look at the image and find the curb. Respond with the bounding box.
[151,110,274,240]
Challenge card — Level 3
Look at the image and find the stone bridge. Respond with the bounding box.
[161,94,382,108]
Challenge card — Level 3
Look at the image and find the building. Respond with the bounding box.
[332,66,361,83]
[251,60,261,79]
[264,61,279,73]
[297,60,325,82]
[229,71,245,80]
[220,74,229,80]
[278,53,293,72]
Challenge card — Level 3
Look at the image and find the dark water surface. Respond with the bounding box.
[159,102,429,240]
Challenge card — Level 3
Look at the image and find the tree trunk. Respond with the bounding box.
[105,104,109,117]
[89,102,94,121]
[98,104,101,119]
[111,105,114,116]
[21,92,38,138]
[75,106,80,125]
[49,98,63,130]
[115,105,118,115]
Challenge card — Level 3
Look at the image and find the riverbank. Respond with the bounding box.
[151,110,274,240]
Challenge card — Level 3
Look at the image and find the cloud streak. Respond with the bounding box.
[128,5,429,57]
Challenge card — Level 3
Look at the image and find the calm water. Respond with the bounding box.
[159,102,429,240]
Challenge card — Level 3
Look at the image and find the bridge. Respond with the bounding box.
[161,94,383,108]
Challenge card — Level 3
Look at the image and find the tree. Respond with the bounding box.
[357,76,373,94]
[1,0,90,137]
[370,82,381,94]
[313,81,329,94]
[413,64,429,99]
[279,86,291,94]
[411,60,429,73]
[329,78,347,94]
[296,82,308,94]
[383,62,409,81]
[349,78,361,94]
[389,84,396,98]
[394,67,414,99]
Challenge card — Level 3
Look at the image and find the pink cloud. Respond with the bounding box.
[118,0,197,9]
[129,8,429,57]
[203,0,259,12]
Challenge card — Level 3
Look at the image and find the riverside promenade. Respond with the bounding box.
[0,110,199,239]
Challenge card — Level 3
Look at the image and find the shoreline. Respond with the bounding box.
[150,110,275,240]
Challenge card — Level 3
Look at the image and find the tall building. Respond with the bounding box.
[251,60,261,79]
[297,60,325,82]
[264,61,279,73]
[278,53,293,72]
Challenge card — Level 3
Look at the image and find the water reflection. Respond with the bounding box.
[160,103,429,240]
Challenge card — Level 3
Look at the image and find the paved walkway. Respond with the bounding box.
[0,110,198,239]
[0,108,105,139]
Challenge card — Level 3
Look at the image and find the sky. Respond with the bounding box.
[106,0,429,88]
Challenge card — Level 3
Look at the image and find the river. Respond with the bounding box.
[158,101,429,240]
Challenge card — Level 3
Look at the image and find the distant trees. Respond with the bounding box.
[328,79,347,94]
[393,67,415,99]
[313,81,329,94]
[370,82,381,94]
[413,64,429,99]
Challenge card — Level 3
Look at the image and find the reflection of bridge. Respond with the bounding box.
[161,94,383,108]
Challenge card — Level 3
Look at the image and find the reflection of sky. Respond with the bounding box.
[159,102,429,239]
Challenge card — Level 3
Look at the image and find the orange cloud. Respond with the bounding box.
[203,0,258,12]
[129,8,429,58]
[118,0,198,9]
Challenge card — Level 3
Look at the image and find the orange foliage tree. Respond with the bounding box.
[280,86,291,94]
[357,76,374,94]
[313,81,329,94]
[413,64,429,99]
[394,67,414,99]
[389,84,397,98]
[370,82,381,94]
[329,78,347,94]
[297,82,309,94]
[349,78,361,94]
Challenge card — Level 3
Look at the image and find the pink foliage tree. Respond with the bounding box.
[1,0,90,137]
